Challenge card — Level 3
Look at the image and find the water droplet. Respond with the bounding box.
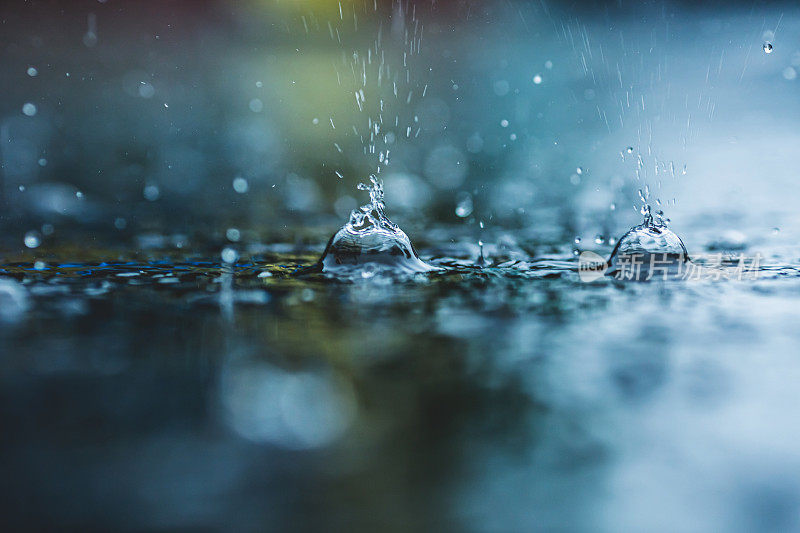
[143,183,160,201]
[763,42,773,54]
[576,167,584,175]
[221,247,238,264]
[544,60,553,70]
[18,185,25,192]
[41,224,54,236]
[38,158,47,167]
[455,193,473,218]
[114,217,127,230]
[226,228,241,242]
[24,231,41,249]
[22,103,37,117]
[595,235,605,244]
[574,237,582,244]
[76,191,84,199]
[532,74,543,85]
[27,67,38,77]
[33,261,47,271]
[626,146,634,154]
[783,66,797,80]
[772,227,781,235]
[610,203,616,211]
[232,176,249,194]
[500,119,509,128]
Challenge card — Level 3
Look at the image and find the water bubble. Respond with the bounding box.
[772,227,781,235]
[570,174,581,185]
[626,146,634,154]
[595,235,605,244]
[610,203,616,211]
[763,42,773,54]
[27,67,38,77]
[455,192,474,218]
[143,183,160,201]
[500,119,509,128]
[532,74,543,85]
[226,228,241,242]
[33,261,47,271]
[248,98,263,113]
[232,176,249,193]
[24,231,41,249]
[22,103,37,117]
[576,167,584,175]
[255,81,263,88]
[18,185,25,192]
[544,60,553,70]
[38,158,47,167]
[509,133,517,141]
[114,217,127,230]
[574,237,582,244]
[221,247,238,264]
[41,224,54,236]
[783,66,797,81]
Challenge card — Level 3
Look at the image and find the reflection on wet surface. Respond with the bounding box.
[3,235,800,532]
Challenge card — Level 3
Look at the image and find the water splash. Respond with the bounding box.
[606,193,689,279]
[314,176,437,274]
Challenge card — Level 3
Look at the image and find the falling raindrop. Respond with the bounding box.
[226,228,241,242]
[24,231,41,249]
[455,193,473,218]
[221,247,238,264]
[232,176,249,193]
[143,183,160,201]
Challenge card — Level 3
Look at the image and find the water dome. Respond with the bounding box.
[607,205,689,279]
[316,176,437,274]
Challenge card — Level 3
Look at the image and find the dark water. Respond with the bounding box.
[3,230,800,532]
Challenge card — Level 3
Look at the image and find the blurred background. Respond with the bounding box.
[2,0,798,252]
[4,1,800,532]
